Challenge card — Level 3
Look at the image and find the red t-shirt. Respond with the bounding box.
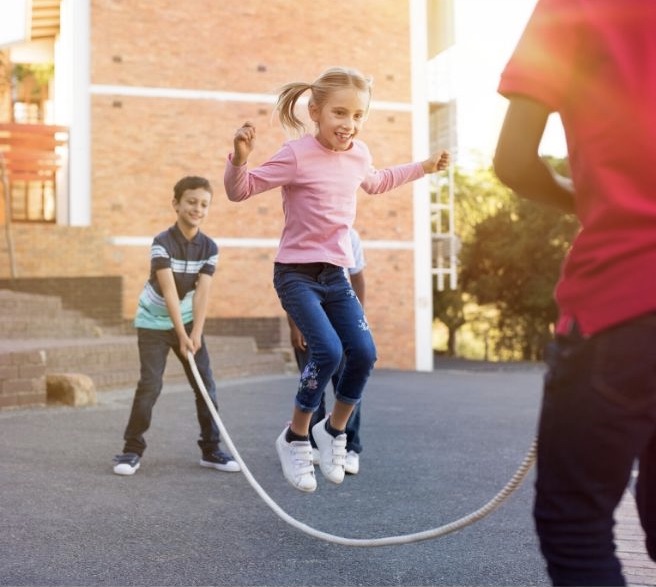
[498,0,656,335]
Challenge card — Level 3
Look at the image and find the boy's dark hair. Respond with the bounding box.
[173,176,213,202]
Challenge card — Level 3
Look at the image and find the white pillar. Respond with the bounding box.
[410,0,433,371]
[56,0,91,226]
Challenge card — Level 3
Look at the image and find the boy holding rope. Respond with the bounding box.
[113,176,239,476]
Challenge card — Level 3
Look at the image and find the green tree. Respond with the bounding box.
[433,166,514,355]
[434,287,464,355]
[459,193,578,360]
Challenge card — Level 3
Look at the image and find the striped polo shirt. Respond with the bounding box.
[134,223,218,330]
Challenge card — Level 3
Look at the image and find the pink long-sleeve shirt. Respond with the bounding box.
[224,134,424,267]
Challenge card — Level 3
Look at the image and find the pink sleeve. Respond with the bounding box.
[223,144,297,202]
[360,161,424,194]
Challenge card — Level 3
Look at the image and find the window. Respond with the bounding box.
[0,0,65,224]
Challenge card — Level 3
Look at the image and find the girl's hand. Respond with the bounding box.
[232,122,256,166]
[422,150,450,174]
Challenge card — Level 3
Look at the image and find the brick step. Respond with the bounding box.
[0,290,102,338]
[40,335,288,391]
[83,354,288,390]
[0,289,295,409]
[1,314,101,339]
[0,290,63,317]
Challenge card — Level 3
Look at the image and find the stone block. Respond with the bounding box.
[47,373,97,407]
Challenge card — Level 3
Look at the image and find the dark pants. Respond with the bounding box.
[122,324,220,457]
[535,315,656,585]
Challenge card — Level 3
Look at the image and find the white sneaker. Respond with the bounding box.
[312,448,320,465]
[311,417,347,484]
[112,452,140,476]
[275,427,316,492]
[344,450,360,475]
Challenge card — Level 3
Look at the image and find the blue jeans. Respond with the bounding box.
[294,347,363,453]
[122,324,220,456]
[273,262,377,414]
[535,315,656,586]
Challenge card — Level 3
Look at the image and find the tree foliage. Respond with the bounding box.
[460,197,578,359]
[433,166,514,355]
[434,160,578,360]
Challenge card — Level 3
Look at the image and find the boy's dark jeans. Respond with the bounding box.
[535,314,656,586]
[122,324,220,457]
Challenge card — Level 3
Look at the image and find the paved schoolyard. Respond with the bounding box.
[0,364,652,586]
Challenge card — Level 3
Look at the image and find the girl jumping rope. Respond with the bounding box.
[224,66,449,492]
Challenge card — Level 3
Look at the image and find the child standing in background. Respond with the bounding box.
[113,176,239,476]
[224,66,449,492]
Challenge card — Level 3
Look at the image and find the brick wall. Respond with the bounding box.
[4,223,109,276]
[0,350,46,409]
[204,316,290,351]
[2,0,421,370]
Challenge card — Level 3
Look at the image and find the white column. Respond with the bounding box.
[56,0,91,226]
[410,0,433,371]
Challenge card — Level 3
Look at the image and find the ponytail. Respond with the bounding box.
[276,82,313,135]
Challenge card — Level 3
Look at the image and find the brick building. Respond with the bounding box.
[0,0,455,370]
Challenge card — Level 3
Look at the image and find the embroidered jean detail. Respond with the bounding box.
[299,361,320,392]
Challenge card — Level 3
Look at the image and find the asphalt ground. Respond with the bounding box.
[1,364,551,586]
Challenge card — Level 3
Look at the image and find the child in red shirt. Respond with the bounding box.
[495,1,656,584]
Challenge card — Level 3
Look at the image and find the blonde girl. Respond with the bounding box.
[224,66,449,492]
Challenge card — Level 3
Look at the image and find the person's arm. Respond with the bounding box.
[350,270,365,309]
[360,150,449,195]
[224,128,295,202]
[156,268,194,357]
[494,96,575,213]
[190,272,213,354]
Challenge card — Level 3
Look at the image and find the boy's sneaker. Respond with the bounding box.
[311,417,347,484]
[275,427,316,493]
[200,450,241,472]
[312,448,320,465]
[344,450,360,475]
[113,452,140,476]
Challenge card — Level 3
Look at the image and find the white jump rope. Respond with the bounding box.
[188,351,537,547]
